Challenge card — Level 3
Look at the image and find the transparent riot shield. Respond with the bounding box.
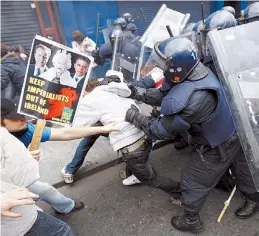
[136,4,190,80]
[110,27,141,83]
[208,21,259,190]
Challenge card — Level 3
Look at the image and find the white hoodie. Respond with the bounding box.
[74,82,145,151]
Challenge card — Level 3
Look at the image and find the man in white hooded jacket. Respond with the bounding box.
[69,73,181,196]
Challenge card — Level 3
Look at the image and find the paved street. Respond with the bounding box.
[38,144,259,236]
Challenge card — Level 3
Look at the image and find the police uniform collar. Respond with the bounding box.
[187,62,208,81]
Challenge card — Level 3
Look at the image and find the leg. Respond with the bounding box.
[25,211,74,236]
[66,134,100,175]
[122,138,180,195]
[172,133,240,233]
[234,148,259,219]
[28,181,75,213]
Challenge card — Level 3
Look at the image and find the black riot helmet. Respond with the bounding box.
[240,2,259,24]
[200,10,237,58]
[114,17,127,31]
[121,13,133,23]
[222,6,236,16]
[149,37,199,84]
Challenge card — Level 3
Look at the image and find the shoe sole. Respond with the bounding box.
[235,208,259,219]
[172,225,204,234]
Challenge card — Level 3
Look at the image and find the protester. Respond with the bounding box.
[0,97,118,149]
[1,43,27,104]
[0,131,74,236]
[62,72,181,197]
[71,30,96,56]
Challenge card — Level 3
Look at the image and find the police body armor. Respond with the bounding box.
[161,68,236,148]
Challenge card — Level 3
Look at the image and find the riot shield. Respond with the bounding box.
[208,22,259,190]
[110,26,141,83]
[136,4,190,80]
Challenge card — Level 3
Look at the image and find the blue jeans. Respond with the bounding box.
[25,211,74,236]
[27,181,75,213]
[66,134,100,175]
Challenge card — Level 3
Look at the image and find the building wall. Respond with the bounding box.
[56,1,118,48]
[1,1,41,51]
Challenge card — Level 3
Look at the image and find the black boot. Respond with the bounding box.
[235,198,259,219]
[171,211,203,234]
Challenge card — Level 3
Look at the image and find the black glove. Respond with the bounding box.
[150,107,160,118]
[127,84,138,98]
[105,75,121,83]
[125,105,147,129]
[92,49,99,58]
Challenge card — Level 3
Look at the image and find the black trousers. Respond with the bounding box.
[181,133,259,213]
[121,138,180,195]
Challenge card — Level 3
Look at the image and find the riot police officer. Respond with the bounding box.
[222,5,236,16]
[239,1,259,23]
[121,12,138,34]
[124,36,259,233]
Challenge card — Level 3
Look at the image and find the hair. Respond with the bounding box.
[35,44,51,60]
[1,43,9,57]
[85,80,101,93]
[35,44,46,53]
[75,56,89,64]
[52,49,72,70]
[72,30,85,43]
[1,118,5,126]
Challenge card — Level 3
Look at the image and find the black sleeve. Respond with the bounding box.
[134,88,166,106]
[131,76,155,89]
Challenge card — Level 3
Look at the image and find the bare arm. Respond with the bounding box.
[49,123,118,141]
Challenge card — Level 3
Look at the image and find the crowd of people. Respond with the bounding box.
[1,2,259,235]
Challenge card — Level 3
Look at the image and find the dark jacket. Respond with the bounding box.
[1,53,26,104]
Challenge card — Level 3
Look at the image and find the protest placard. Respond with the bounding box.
[18,35,93,125]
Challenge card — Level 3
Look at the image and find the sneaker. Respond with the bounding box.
[69,201,85,214]
[122,174,141,186]
[61,167,74,184]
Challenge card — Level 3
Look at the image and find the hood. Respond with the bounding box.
[1,52,21,64]
[97,82,131,97]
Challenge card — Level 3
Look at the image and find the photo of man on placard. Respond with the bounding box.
[28,44,50,77]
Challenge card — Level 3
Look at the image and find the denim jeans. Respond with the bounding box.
[66,134,101,175]
[25,211,74,236]
[27,181,74,213]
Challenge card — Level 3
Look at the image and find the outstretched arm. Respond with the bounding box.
[49,123,118,141]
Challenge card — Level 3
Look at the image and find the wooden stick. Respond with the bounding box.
[217,185,237,223]
[28,119,47,151]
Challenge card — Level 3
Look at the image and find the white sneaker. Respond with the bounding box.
[122,174,141,186]
[61,167,74,184]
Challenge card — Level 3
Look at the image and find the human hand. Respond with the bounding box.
[29,147,40,161]
[102,122,120,133]
[0,188,39,218]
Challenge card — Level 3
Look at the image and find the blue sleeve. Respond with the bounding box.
[18,123,51,147]
[41,127,51,142]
